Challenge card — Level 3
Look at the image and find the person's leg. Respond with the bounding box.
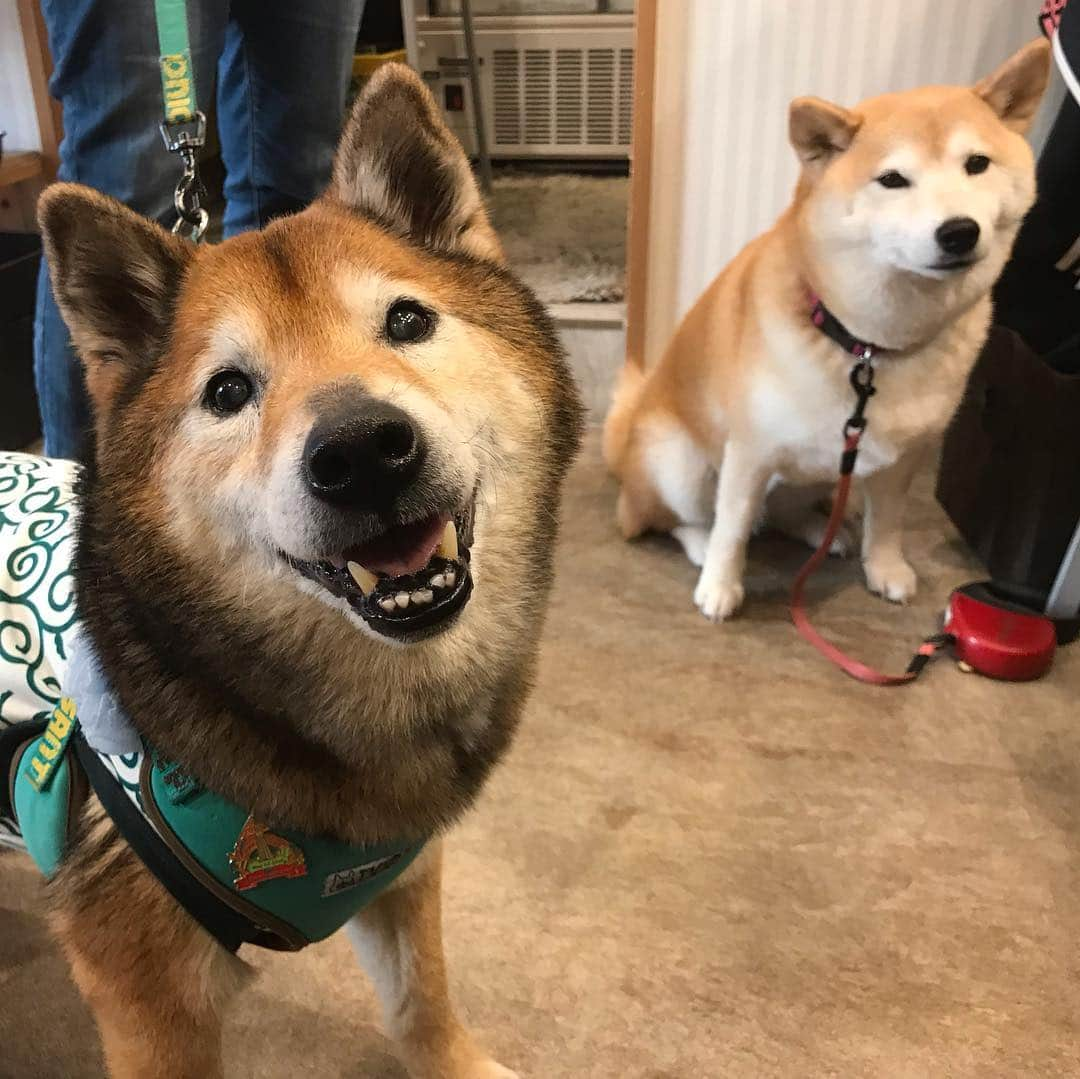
[34,0,227,458]
[34,264,88,458]
[217,0,365,236]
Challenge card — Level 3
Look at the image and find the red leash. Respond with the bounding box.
[790,361,951,685]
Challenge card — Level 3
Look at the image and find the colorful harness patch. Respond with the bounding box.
[24,697,78,791]
[7,700,83,877]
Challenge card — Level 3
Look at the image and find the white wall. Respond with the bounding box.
[433,2,632,12]
[643,0,1061,369]
[0,1,41,153]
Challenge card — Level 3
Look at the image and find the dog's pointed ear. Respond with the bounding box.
[974,38,1051,134]
[38,183,192,374]
[789,97,862,167]
[330,64,503,262]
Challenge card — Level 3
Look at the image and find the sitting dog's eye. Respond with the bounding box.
[876,171,911,189]
[965,154,991,175]
[386,300,435,344]
[205,371,254,414]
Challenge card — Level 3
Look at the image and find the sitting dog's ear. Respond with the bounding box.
[331,64,503,262]
[974,38,1051,134]
[789,97,862,167]
[38,184,192,374]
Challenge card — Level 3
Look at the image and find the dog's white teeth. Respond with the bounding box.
[379,597,397,613]
[394,592,411,608]
[347,561,378,597]
[435,521,458,561]
[429,573,446,589]
[445,569,456,588]
[412,589,434,605]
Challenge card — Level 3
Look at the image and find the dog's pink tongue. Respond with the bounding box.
[349,513,449,578]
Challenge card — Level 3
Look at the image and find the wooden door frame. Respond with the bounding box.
[16,0,62,180]
[0,2,61,230]
[624,0,657,370]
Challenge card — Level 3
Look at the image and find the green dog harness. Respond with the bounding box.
[4,682,425,953]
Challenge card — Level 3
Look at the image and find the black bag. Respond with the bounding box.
[937,3,1080,625]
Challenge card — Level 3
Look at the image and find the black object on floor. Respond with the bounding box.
[936,326,1080,630]
[0,233,43,452]
[940,8,1080,636]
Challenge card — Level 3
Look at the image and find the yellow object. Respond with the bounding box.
[352,49,407,79]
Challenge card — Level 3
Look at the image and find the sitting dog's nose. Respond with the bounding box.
[304,401,426,510]
[935,216,980,257]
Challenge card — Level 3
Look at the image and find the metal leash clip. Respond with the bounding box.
[844,355,877,437]
[160,112,208,242]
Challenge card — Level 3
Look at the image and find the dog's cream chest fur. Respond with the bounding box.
[747,296,987,486]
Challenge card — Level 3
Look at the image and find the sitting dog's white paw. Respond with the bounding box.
[864,555,917,604]
[408,1051,519,1079]
[827,526,855,558]
[467,1061,519,1079]
[694,573,745,621]
[783,511,855,558]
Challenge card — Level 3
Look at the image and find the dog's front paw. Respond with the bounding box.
[820,519,856,558]
[864,555,917,604]
[694,573,745,621]
[465,1060,520,1079]
[782,510,855,558]
[402,1035,519,1079]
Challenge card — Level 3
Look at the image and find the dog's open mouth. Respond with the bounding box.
[283,502,475,641]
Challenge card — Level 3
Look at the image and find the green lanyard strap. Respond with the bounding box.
[155,0,197,123]
[154,0,207,242]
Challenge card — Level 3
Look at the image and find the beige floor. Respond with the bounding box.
[2,432,1079,1078]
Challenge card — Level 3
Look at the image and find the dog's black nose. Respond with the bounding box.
[935,216,980,257]
[304,401,425,510]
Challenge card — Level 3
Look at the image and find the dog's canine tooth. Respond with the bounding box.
[430,573,446,589]
[394,592,410,608]
[347,561,378,597]
[436,521,458,561]
[444,569,456,588]
[412,589,434,605]
[378,597,397,613]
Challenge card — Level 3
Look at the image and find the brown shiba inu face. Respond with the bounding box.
[40,66,582,661]
[789,40,1050,301]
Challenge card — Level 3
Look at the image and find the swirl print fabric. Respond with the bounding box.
[0,453,79,731]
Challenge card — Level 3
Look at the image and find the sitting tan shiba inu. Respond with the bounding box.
[20,65,581,1078]
[604,40,1050,621]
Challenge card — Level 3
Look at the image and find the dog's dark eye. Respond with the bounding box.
[386,300,434,344]
[965,154,991,175]
[205,371,253,414]
[876,171,910,189]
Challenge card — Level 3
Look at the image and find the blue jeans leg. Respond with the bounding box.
[33,263,89,460]
[217,0,365,237]
[34,0,228,459]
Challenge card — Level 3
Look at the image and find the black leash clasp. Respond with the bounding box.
[904,632,955,676]
[840,352,877,475]
[844,353,877,437]
[160,112,208,242]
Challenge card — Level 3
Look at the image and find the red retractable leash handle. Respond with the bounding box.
[790,361,953,685]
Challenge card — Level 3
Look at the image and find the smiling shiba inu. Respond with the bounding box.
[604,40,1050,621]
[17,65,581,1078]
